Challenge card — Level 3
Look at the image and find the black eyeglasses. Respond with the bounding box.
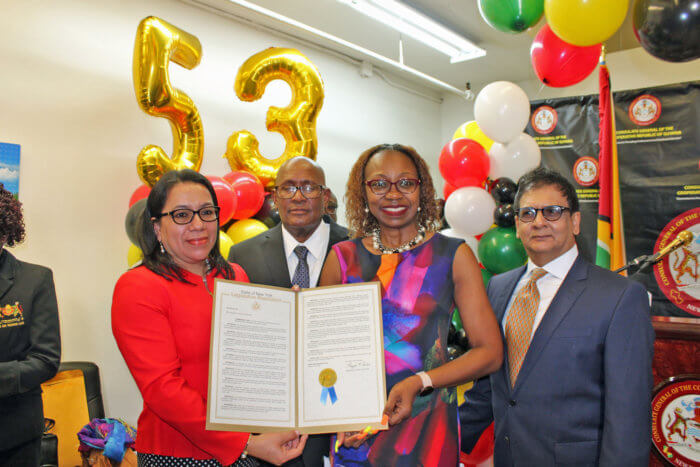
[153,206,220,225]
[365,178,420,195]
[517,205,571,223]
[275,183,326,199]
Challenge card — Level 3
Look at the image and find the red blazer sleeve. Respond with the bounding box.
[111,270,246,465]
[231,262,249,283]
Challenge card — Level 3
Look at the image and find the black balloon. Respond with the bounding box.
[448,324,456,345]
[633,0,700,62]
[490,178,517,204]
[254,194,280,228]
[455,328,471,351]
[447,345,465,361]
[125,198,147,246]
[494,203,516,228]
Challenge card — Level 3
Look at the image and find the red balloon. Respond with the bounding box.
[439,138,490,188]
[531,24,602,88]
[460,422,494,466]
[206,175,237,225]
[129,185,151,208]
[444,182,458,200]
[223,171,265,220]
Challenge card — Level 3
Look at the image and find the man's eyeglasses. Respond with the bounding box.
[516,205,571,223]
[153,206,220,225]
[275,183,325,199]
[365,178,420,195]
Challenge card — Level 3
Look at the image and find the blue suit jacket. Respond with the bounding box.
[460,256,654,466]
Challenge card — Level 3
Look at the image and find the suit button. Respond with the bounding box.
[509,399,516,406]
[504,436,510,444]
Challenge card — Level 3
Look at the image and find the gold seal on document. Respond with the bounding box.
[319,368,337,388]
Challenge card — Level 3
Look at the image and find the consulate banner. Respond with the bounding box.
[526,81,700,318]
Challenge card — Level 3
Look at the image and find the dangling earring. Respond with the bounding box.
[364,206,369,214]
[205,258,211,270]
[160,241,165,254]
[417,206,421,212]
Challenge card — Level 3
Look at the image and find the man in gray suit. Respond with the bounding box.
[460,167,654,466]
[228,156,348,466]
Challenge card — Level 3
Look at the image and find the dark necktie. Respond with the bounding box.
[292,245,310,288]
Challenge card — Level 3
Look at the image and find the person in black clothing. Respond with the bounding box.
[0,184,61,466]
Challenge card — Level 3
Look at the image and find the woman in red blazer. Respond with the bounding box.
[112,169,306,466]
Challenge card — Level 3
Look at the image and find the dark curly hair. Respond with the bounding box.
[139,169,235,283]
[0,184,25,247]
[345,144,440,238]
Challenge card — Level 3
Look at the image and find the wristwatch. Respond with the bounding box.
[416,371,434,397]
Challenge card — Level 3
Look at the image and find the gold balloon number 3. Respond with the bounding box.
[223,48,325,188]
[133,17,204,187]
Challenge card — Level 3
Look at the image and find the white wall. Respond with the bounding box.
[2,0,698,427]
[0,0,442,424]
[440,47,700,156]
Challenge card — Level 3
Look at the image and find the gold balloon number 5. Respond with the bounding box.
[133,17,204,187]
[224,48,325,188]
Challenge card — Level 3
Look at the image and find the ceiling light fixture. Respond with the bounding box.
[336,0,486,63]
[213,0,472,98]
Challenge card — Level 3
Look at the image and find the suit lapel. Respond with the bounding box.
[512,256,589,394]
[263,225,293,288]
[0,250,16,300]
[492,266,527,392]
[321,221,349,270]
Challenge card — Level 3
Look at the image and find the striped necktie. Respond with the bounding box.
[506,268,547,386]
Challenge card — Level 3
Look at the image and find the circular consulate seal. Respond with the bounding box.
[629,94,662,126]
[653,208,700,317]
[319,368,337,388]
[572,157,599,187]
[531,105,557,134]
[651,375,700,466]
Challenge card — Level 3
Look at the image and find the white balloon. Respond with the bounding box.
[441,228,480,260]
[474,81,530,144]
[488,133,542,181]
[444,187,496,237]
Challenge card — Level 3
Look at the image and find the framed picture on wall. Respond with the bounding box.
[0,143,20,198]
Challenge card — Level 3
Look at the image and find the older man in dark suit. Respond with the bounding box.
[228,156,348,466]
[460,167,654,466]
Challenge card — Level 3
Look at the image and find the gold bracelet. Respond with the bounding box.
[241,433,252,459]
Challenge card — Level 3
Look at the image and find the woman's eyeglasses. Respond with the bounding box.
[516,205,571,223]
[154,206,220,225]
[365,178,420,195]
[275,183,326,199]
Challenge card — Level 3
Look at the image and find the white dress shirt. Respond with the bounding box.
[281,221,330,288]
[502,245,579,336]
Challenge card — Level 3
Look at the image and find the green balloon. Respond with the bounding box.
[478,0,544,33]
[451,308,463,332]
[481,268,493,287]
[478,226,528,274]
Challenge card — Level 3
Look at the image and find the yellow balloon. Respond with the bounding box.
[127,244,143,268]
[219,230,234,259]
[545,0,628,47]
[223,47,325,188]
[133,16,204,187]
[226,219,269,244]
[452,120,495,153]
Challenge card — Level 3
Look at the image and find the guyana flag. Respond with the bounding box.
[596,56,626,273]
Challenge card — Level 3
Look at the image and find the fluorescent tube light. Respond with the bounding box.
[337,0,486,63]
[211,0,473,98]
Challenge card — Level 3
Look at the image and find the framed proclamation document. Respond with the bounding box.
[206,280,387,434]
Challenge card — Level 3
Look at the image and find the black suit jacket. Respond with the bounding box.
[460,256,654,466]
[228,220,349,288]
[0,250,61,450]
[228,220,348,467]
